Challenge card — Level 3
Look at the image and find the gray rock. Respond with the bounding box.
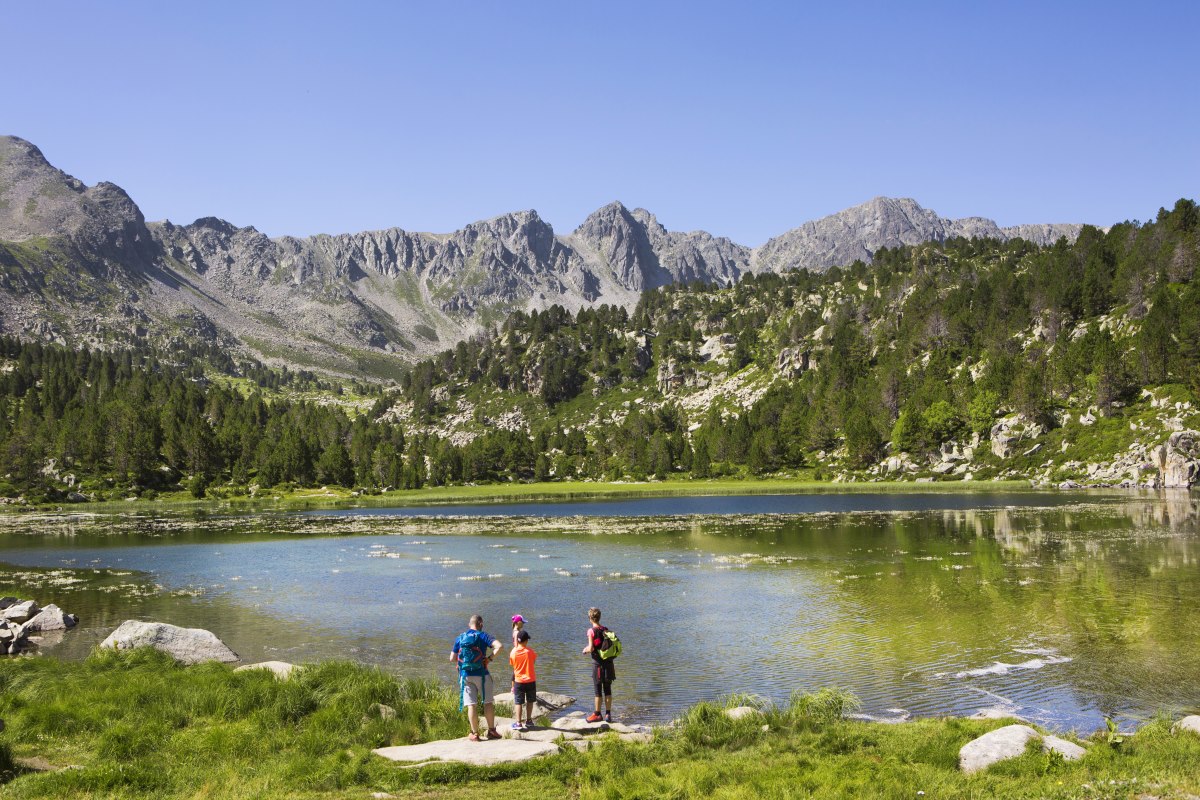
[21,604,78,632]
[1041,735,1087,761]
[958,724,1040,773]
[551,717,610,733]
[725,706,762,720]
[372,737,561,766]
[234,661,297,679]
[1173,715,1200,735]
[0,597,19,610]
[2,600,39,623]
[99,620,239,665]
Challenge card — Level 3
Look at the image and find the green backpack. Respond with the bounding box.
[594,626,622,660]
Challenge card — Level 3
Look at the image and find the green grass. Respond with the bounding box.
[2,654,1199,799]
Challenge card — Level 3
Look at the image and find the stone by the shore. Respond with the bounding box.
[22,604,78,632]
[494,690,576,712]
[959,724,1040,773]
[2,600,39,622]
[1173,715,1200,735]
[100,620,239,665]
[373,737,560,766]
[725,706,762,720]
[234,661,297,679]
[551,717,610,733]
[0,597,18,610]
[1042,735,1087,761]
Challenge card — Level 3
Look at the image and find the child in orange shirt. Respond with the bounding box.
[508,629,537,730]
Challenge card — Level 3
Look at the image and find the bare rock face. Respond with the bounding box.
[752,197,1082,274]
[0,136,1086,376]
[100,620,239,665]
[1153,430,1200,488]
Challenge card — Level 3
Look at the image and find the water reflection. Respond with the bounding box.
[0,492,1197,731]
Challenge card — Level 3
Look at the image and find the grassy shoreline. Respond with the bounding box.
[2,477,1061,516]
[1,651,1198,799]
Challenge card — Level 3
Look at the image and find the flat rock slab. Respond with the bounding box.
[1173,715,1200,735]
[959,724,1040,773]
[551,717,610,733]
[1042,735,1087,761]
[235,661,297,679]
[373,737,560,766]
[100,620,239,665]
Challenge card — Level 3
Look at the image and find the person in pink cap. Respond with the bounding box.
[509,613,527,717]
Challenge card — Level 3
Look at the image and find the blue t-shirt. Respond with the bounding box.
[452,629,496,676]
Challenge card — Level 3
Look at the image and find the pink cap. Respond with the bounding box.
[511,614,525,623]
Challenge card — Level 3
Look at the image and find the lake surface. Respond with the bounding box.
[2,490,1198,732]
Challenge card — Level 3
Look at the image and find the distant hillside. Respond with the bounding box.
[3,199,1194,502]
[1,135,1082,379]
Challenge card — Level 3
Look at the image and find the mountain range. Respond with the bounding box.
[0,135,1084,377]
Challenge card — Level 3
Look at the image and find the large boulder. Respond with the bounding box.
[22,604,78,632]
[959,725,1086,772]
[959,724,1040,773]
[1173,715,1200,735]
[100,620,239,665]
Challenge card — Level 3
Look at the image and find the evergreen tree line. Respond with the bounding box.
[1,199,1197,498]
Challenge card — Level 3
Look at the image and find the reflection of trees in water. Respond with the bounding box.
[825,499,1200,718]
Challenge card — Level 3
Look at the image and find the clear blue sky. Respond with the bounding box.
[5,1,1197,245]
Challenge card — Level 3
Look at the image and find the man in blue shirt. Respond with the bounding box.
[450,614,504,741]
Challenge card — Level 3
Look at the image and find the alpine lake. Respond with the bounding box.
[2,489,1198,733]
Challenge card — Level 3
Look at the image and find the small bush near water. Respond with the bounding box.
[2,652,1200,798]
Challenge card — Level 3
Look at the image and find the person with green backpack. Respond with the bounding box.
[450,614,504,741]
[582,606,621,723]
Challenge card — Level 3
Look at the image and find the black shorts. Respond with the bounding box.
[593,659,615,696]
[513,680,537,706]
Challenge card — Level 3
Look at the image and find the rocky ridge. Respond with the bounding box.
[0,136,1083,377]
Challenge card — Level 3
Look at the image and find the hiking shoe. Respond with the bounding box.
[467,732,481,742]
[511,722,524,730]
[585,712,603,723]
[486,728,502,740]
[605,712,613,723]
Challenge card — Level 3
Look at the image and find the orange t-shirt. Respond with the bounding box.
[509,644,537,683]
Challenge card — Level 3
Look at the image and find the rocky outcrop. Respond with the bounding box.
[0,137,1086,377]
[1151,430,1200,488]
[100,620,239,665]
[752,197,1082,274]
[0,597,78,654]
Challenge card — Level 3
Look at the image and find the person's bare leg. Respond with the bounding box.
[484,702,495,731]
[467,704,480,735]
[526,701,535,725]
